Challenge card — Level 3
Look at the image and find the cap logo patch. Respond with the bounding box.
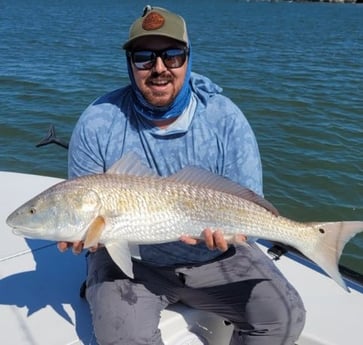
[142,12,165,31]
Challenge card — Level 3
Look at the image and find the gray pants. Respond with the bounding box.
[85,244,305,345]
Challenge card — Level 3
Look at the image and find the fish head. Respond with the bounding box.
[6,181,101,242]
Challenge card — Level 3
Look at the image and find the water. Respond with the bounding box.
[1,0,363,275]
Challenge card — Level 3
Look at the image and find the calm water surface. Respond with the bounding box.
[1,0,363,275]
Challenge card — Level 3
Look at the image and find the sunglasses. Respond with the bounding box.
[128,47,189,70]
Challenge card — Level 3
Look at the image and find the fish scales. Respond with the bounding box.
[74,174,324,252]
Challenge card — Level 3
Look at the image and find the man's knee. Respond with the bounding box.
[86,281,165,345]
[94,319,163,345]
[235,280,306,344]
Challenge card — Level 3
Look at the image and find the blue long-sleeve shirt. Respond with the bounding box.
[68,72,263,266]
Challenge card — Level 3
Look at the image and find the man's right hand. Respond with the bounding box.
[57,240,102,254]
[57,241,84,254]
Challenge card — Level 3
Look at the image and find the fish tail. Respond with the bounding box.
[308,221,363,291]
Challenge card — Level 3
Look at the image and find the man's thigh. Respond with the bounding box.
[176,244,306,344]
[85,249,177,345]
[86,280,170,345]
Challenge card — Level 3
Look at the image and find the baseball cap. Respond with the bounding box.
[123,5,189,50]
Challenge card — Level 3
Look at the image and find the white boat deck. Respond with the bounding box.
[1,171,362,345]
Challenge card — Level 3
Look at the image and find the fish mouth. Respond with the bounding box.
[6,214,39,237]
[11,226,41,238]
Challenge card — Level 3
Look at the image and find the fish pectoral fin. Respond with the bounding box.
[105,241,134,279]
[83,215,106,248]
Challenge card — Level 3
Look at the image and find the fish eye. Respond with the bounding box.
[29,207,37,215]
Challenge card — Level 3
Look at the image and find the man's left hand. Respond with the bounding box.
[180,228,246,252]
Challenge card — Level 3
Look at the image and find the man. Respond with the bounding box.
[58,5,305,345]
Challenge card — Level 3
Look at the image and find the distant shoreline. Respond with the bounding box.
[275,0,362,3]
[303,0,362,3]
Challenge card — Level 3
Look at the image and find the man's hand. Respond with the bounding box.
[180,228,246,252]
[57,241,99,254]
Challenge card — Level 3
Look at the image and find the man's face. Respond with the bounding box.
[129,36,188,107]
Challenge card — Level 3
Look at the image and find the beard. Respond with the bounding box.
[143,73,175,107]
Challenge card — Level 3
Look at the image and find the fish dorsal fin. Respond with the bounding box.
[165,167,279,216]
[106,152,158,177]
